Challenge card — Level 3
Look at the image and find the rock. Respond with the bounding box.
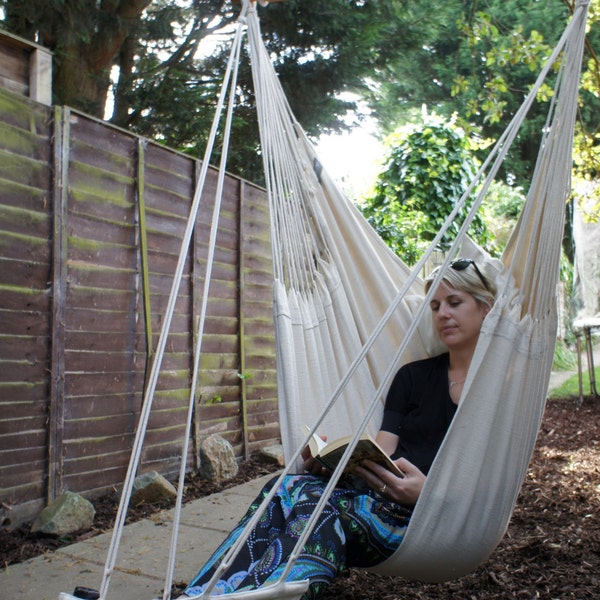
[31,491,95,536]
[259,444,285,467]
[130,471,177,506]
[199,434,239,482]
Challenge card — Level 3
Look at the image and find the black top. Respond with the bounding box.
[380,353,457,474]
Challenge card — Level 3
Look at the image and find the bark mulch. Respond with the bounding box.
[1,397,598,599]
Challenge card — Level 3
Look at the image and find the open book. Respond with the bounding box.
[304,426,405,478]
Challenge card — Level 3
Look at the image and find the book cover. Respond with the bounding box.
[305,428,404,478]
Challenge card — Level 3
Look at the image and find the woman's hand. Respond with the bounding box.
[301,435,329,475]
[354,457,426,506]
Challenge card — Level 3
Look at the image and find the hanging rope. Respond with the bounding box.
[97,3,252,598]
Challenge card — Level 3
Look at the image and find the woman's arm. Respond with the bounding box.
[375,430,400,456]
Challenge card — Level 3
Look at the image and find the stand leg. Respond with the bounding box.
[576,333,584,405]
[584,328,598,397]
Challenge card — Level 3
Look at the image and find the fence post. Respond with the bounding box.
[47,106,70,502]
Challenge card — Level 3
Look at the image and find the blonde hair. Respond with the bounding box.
[424,259,496,309]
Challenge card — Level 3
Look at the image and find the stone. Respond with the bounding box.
[31,491,95,536]
[259,444,285,467]
[198,434,239,482]
[130,470,178,506]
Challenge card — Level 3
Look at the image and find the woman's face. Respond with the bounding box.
[429,281,490,351]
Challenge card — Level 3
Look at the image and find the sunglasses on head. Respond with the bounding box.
[450,258,490,292]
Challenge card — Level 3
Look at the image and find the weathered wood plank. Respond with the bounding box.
[0,176,51,212]
[0,286,51,312]
[65,349,185,374]
[0,121,51,161]
[47,105,70,501]
[69,113,136,159]
[0,307,51,335]
[69,134,136,178]
[0,86,50,133]
[1,428,47,451]
[0,203,51,238]
[0,257,51,286]
[0,360,50,382]
[63,306,142,332]
[0,398,48,420]
[69,191,136,228]
[67,263,137,289]
[0,382,49,404]
[0,40,28,93]
[63,373,147,398]
[66,235,140,269]
[63,330,141,352]
[0,446,46,473]
[0,148,50,189]
[69,160,135,204]
[1,466,46,493]
[66,396,142,420]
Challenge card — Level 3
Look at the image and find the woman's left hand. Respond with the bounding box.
[301,435,329,476]
[354,457,426,506]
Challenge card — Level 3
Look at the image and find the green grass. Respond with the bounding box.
[551,339,578,371]
[548,365,600,399]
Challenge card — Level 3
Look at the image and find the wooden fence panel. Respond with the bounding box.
[49,108,144,498]
[0,88,279,529]
[0,87,53,526]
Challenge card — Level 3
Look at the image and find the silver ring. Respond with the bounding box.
[379,483,387,494]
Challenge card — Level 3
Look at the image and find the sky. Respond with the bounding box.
[314,108,386,202]
[315,126,385,201]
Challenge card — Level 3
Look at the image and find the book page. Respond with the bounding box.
[318,435,404,478]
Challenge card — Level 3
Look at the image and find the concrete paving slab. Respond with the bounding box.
[0,474,276,600]
[1,551,159,600]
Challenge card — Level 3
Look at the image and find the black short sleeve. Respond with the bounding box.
[381,353,457,474]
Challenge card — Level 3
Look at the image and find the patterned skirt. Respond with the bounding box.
[183,474,412,599]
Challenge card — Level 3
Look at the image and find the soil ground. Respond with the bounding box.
[1,397,599,599]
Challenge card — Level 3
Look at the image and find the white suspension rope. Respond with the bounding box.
[97,3,252,598]
[161,10,249,599]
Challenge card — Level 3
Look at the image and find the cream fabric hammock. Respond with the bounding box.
[63,1,589,599]
[245,0,590,588]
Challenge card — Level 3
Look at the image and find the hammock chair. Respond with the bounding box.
[60,1,590,599]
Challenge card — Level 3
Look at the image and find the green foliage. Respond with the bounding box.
[205,395,223,405]
[126,0,444,182]
[0,1,424,182]
[369,0,600,205]
[482,180,526,249]
[552,338,579,372]
[360,115,493,265]
[2,0,598,209]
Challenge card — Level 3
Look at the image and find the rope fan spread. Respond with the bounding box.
[59,1,590,599]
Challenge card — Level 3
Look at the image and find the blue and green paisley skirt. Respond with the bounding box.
[183,474,412,599]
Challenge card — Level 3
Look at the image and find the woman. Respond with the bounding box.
[180,258,496,599]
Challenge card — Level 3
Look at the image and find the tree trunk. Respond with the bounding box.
[53,36,111,118]
[111,34,137,127]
